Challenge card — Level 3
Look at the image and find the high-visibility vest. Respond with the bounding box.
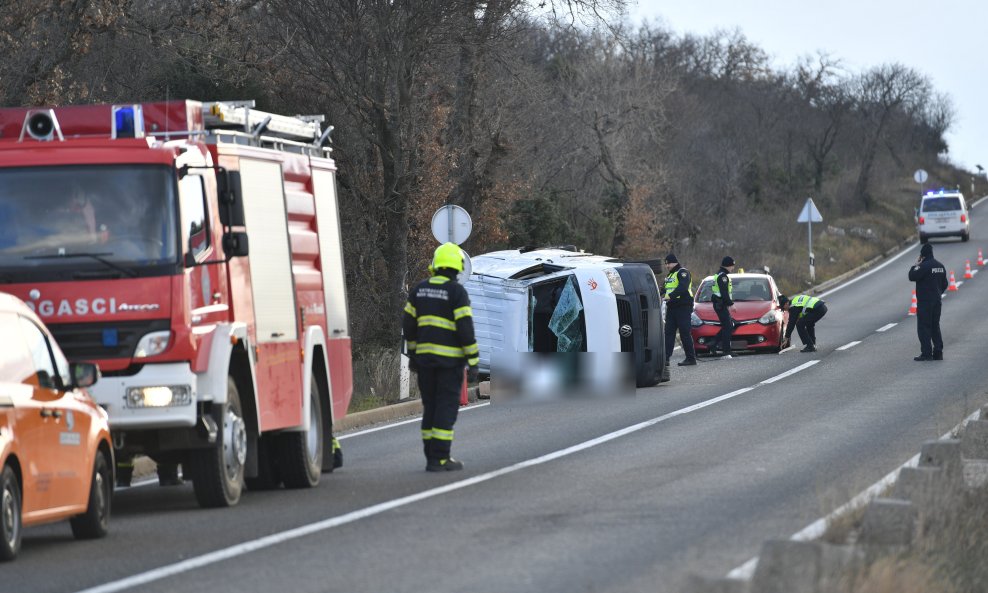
[711,272,732,299]
[790,294,821,318]
[664,268,693,301]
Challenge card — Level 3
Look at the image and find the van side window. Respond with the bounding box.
[17,316,60,389]
[0,313,35,385]
[179,175,210,260]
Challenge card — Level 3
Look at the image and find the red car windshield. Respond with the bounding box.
[695,277,773,302]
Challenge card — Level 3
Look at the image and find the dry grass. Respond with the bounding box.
[349,347,414,413]
[850,558,949,593]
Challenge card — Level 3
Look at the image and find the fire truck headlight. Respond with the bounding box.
[134,331,171,358]
[125,386,192,408]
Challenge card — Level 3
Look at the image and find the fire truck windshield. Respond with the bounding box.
[0,165,179,279]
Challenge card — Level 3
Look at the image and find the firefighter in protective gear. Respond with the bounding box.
[711,256,736,358]
[908,243,948,361]
[783,294,828,353]
[661,253,697,366]
[403,242,479,472]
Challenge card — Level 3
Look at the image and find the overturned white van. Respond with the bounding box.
[463,247,669,388]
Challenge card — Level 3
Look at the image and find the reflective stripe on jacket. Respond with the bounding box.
[402,275,479,368]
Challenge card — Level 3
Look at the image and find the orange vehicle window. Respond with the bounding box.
[0,312,35,385]
[17,316,60,389]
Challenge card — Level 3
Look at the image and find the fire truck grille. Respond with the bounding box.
[47,319,171,360]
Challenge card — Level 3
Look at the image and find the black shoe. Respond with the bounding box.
[677,358,698,366]
[426,458,464,472]
[914,355,934,361]
[800,345,817,353]
[933,352,943,361]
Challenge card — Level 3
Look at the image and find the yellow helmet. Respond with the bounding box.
[431,242,464,272]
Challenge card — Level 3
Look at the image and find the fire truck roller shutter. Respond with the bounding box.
[311,168,349,338]
[237,159,298,343]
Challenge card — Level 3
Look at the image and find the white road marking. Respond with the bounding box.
[760,361,819,384]
[78,374,838,593]
[727,407,985,581]
[338,402,491,440]
[779,345,796,354]
[818,242,917,298]
[836,341,861,351]
[876,323,897,332]
[113,478,158,492]
[956,281,964,288]
[972,269,979,276]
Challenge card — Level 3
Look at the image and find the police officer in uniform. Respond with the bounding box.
[403,243,480,471]
[908,243,948,361]
[783,294,828,352]
[661,253,697,366]
[711,256,736,358]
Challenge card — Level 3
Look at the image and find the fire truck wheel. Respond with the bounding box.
[245,435,282,491]
[190,378,246,507]
[0,465,21,561]
[279,377,323,489]
[70,449,111,539]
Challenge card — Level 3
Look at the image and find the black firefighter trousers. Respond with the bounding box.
[796,303,828,346]
[417,364,462,462]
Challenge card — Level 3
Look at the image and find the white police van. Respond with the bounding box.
[918,189,970,243]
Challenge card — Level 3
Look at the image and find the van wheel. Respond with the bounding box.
[279,377,323,489]
[189,378,246,507]
[70,450,111,539]
[962,231,970,242]
[919,234,928,244]
[0,466,21,561]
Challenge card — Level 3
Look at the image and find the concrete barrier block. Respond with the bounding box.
[479,380,491,398]
[961,420,988,460]
[963,459,988,489]
[858,498,916,546]
[919,439,962,474]
[680,575,749,593]
[894,466,945,510]
[751,540,861,593]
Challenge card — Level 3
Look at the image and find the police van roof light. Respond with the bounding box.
[112,104,145,139]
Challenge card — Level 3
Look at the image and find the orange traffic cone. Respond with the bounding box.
[908,290,917,315]
[964,259,974,279]
[979,249,985,267]
[948,270,959,291]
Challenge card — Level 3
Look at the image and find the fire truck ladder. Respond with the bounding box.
[202,101,333,148]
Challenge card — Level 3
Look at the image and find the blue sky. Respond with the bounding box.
[629,1,986,172]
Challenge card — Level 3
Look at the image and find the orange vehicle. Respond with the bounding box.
[0,292,111,560]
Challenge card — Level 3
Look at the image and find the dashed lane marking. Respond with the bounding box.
[836,341,862,351]
[76,365,823,593]
[876,323,897,332]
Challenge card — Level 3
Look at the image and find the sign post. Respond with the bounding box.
[797,198,823,282]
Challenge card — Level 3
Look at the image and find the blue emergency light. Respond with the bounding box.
[112,104,145,139]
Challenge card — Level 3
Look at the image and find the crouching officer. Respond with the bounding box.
[661,253,697,366]
[783,294,828,352]
[908,243,948,361]
[403,243,479,471]
[711,256,736,358]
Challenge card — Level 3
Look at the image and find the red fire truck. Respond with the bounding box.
[0,100,353,507]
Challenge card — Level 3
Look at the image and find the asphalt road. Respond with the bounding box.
[10,205,988,593]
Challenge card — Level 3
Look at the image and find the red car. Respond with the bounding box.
[690,273,789,354]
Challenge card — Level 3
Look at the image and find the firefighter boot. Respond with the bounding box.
[116,460,134,488]
[427,458,464,472]
[332,437,343,469]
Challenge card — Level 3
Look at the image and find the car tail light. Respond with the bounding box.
[961,214,967,223]
[919,216,925,224]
